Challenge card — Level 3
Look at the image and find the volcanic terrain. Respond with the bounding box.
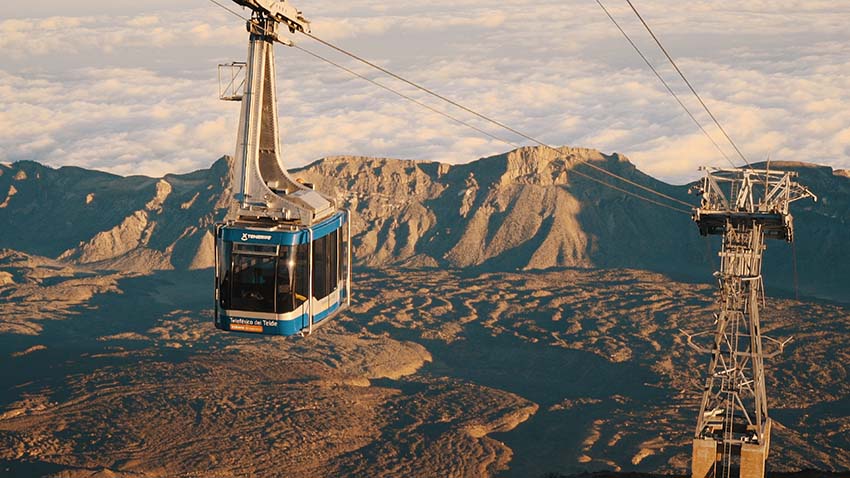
[0,148,848,477]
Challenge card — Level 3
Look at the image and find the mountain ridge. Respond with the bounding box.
[0,147,847,301]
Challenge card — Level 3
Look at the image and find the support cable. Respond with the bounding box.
[208,0,250,20]
[206,0,693,215]
[593,0,737,170]
[292,46,517,149]
[302,30,694,209]
[293,45,690,215]
[210,1,516,147]
[623,0,753,169]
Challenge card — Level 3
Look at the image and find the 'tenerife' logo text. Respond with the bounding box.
[241,233,273,241]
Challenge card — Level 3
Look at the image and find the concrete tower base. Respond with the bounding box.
[692,438,719,478]
[740,419,771,478]
[691,420,771,478]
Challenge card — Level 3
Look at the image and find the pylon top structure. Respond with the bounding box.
[687,166,815,478]
[692,167,816,241]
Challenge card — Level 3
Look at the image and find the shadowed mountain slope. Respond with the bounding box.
[0,147,846,300]
[0,159,231,272]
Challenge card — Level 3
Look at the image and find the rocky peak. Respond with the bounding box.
[494,146,613,186]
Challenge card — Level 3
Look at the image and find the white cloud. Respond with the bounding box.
[0,0,847,184]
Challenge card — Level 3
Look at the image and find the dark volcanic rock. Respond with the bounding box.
[1,266,849,476]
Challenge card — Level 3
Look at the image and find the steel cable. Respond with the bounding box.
[302,30,694,209]
[623,0,753,169]
[206,0,694,215]
[594,0,737,169]
[293,45,691,215]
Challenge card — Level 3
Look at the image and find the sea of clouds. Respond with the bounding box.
[2,0,848,183]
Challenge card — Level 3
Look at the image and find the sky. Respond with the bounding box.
[1,0,848,183]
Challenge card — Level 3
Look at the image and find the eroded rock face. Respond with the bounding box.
[59,210,152,264]
[0,184,17,208]
[57,180,178,268]
[294,147,637,272]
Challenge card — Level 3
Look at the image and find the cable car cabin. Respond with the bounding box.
[214,211,351,336]
[213,1,351,336]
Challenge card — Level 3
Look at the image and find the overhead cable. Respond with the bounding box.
[207,0,249,21]
[205,0,693,215]
[302,30,694,209]
[292,45,518,148]
[623,0,753,169]
[294,46,690,215]
[593,0,737,170]
[207,0,513,146]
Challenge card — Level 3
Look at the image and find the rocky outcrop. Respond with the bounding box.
[58,179,175,266]
[293,147,689,274]
[59,210,152,264]
[0,184,17,208]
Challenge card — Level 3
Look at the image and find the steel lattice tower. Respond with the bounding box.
[687,167,815,478]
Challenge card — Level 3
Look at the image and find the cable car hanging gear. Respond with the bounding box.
[214,0,352,336]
